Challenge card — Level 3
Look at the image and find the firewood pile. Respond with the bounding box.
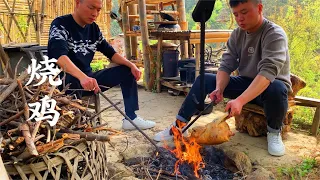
[0,63,117,179]
[0,69,113,161]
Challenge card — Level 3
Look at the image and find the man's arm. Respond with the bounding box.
[226,29,288,116]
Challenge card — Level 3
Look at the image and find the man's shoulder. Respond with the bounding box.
[264,19,287,37]
[51,14,72,26]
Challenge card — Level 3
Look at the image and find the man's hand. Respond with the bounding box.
[225,98,244,117]
[80,76,101,94]
[130,64,142,81]
[209,89,224,103]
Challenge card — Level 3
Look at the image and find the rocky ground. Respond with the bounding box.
[99,86,319,179]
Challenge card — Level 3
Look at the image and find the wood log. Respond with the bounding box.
[0,110,24,127]
[59,129,110,142]
[0,78,13,85]
[235,106,293,138]
[19,123,39,156]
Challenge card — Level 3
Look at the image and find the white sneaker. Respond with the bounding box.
[267,132,285,156]
[122,116,156,130]
[153,122,188,142]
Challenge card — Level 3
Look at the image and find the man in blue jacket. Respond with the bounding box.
[48,0,156,130]
[154,0,291,157]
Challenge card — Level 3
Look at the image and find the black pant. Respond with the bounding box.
[60,65,139,120]
[176,74,288,132]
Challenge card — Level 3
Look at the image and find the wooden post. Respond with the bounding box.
[129,4,138,59]
[35,10,41,44]
[177,0,188,58]
[156,36,163,92]
[40,0,46,33]
[138,0,151,90]
[311,106,320,136]
[195,43,200,77]
[121,2,132,59]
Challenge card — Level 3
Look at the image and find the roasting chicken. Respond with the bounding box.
[189,114,235,145]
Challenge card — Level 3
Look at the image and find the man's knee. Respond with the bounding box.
[264,80,288,100]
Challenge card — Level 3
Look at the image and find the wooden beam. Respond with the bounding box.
[138,0,151,90]
[177,0,188,58]
[6,0,16,43]
[311,106,320,136]
[156,35,163,92]
[190,38,229,44]
[35,10,41,44]
[121,2,131,59]
[129,4,138,59]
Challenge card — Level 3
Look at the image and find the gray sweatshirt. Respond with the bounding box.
[219,18,292,92]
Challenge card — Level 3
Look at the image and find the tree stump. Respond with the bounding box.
[235,74,306,138]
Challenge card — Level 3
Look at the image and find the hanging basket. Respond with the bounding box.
[4,141,108,180]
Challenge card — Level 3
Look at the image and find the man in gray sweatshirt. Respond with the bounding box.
[153,0,291,157]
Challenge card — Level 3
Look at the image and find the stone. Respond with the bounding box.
[121,143,154,162]
[246,166,275,180]
[107,162,135,179]
[223,150,252,175]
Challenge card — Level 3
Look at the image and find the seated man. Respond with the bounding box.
[48,0,155,130]
[154,0,291,157]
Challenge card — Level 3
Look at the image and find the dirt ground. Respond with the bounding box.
[99,86,319,177]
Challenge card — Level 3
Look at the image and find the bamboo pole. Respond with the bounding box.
[138,0,151,90]
[177,0,188,58]
[156,35,163,93]
[2,0,27,42]
[35,10,41,44]
[129,4,138,59]
[121,2,132,59]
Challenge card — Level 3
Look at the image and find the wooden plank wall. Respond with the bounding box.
[0,0,112,60]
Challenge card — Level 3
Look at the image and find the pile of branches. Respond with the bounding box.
[0,70,115,163]
[0,43,119,165]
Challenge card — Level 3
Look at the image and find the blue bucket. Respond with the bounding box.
[162,50,179,77]
[178,58,196,83]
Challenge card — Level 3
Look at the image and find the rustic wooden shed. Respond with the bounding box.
[0,0,112,59]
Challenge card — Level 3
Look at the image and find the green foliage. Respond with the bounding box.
[278,158,317,179]
[90,60,109,72]
[266,0,320,127]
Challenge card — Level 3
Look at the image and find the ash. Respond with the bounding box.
[148,146,234,180]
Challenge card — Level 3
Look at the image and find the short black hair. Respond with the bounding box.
[229,0,262,8]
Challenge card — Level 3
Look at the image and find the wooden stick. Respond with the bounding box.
[0,110,24,127]
[19,123,38,156]
[17,80,29,120]
[0,42,14,78]
[0,78,13,85]
[59,129,110,142]
[0,70,29,104]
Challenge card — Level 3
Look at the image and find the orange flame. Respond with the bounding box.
[169,120,204,178]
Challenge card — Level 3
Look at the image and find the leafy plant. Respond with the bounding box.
[90,60,109,72]
[278,158,317,179]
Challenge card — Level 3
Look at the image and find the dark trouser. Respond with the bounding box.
[177,74,288,132]
[60,65,139,120]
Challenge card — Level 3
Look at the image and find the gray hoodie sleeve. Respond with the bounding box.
[218,31,239,74]
[258,28,288,82]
